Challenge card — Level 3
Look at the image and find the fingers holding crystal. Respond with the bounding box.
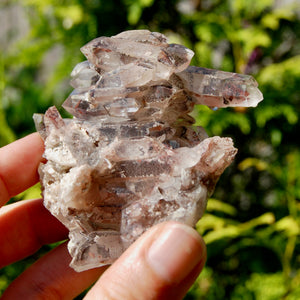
[85,222,206,300]
[1,242,105,299]
[0,198,68,268]
[0,133,44,207]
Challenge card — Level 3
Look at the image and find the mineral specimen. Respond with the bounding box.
[34,30,263,272]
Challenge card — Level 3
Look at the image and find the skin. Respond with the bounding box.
[0,133,206,299]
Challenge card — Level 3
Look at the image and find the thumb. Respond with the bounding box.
[84,221,206,300]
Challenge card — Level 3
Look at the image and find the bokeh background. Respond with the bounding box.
[1,0,300,299]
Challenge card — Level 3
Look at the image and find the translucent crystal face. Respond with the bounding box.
[34,30,263,272]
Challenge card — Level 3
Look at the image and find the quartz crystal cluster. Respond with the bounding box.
[34,30,263,272]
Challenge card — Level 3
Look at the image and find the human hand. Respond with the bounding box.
[0,133,206,299]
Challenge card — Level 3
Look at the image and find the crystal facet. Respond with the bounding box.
[34,30,263,272]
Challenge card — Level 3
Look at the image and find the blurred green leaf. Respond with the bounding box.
[55,5,84,28]
[198,212,275,244]
[206,198,238,216]
[233,272,286,299]
[126,0,155,25]
[255,104,298,127]
[274,216,300,237]
[238,157,268,171]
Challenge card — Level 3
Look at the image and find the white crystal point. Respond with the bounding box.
[245,83,264,107]
[176,66,263,108]
[34,29,263,272]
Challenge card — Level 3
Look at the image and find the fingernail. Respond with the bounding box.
[147,223,205,283]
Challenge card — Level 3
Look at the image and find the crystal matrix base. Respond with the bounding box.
[34,30,262,272]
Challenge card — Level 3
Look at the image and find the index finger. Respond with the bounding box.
[0,133,44,207]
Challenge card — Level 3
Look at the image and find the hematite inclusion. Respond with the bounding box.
[34,30,263,272]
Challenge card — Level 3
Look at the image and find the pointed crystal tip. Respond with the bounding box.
[246,85,264,107]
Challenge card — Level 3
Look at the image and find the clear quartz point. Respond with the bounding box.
[34,30,263,272]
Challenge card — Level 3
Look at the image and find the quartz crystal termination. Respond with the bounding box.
[34,30,263,272]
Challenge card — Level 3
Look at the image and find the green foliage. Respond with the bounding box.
[1,0,300,298]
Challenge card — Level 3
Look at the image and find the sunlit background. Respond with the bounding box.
[1,0,300,299]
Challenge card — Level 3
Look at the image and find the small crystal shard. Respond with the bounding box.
[34,30,263,272]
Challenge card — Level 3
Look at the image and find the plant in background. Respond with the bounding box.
[0,0,299,298]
